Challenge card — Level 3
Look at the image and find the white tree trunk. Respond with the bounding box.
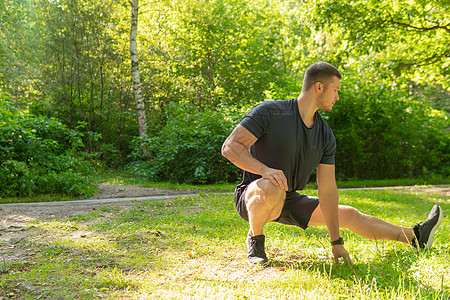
[130,0,147,138]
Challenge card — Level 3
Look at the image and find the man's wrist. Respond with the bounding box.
[330,236,344,246]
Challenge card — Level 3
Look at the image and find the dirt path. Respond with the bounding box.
[0,184,198,228]
[0,184,447,228]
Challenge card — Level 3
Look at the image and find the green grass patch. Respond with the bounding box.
[96,168,238,192]
[0,187,448,299]
[336,176,450,189]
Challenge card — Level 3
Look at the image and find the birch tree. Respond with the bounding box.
[130,0,147,138]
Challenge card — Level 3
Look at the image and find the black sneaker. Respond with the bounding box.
[411,205,442,250]
[246,234,269,265]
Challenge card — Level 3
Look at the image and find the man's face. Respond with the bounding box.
[317,76,340,112]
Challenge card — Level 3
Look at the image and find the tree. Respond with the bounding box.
[137,0,313,110]
[39,0,137,162]
[306,0,450,88]
[130,0,148,138]
[0,0,43,101]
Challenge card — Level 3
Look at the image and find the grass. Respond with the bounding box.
[0,187,448,299]
[335,176,450,189]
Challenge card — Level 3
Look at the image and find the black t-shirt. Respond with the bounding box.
[239,98,336,192]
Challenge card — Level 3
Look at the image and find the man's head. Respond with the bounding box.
[302,61,342,92]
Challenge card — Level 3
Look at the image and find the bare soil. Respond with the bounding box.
[87,183,193,200]
[0,183,196,279]
[0,183,193,228]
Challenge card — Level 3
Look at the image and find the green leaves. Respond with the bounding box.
[325,78,449,180]
[0,0,448,184]
[308,0,450,87]
[127,102,242,184]
[0,101,95,197]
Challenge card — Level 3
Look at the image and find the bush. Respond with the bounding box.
[325,79,449,180]
[0,100,95,197]
[127,102,242,184]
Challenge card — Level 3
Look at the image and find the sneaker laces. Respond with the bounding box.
[249,238,265,258]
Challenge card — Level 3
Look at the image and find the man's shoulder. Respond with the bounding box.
[315,112,332,129]
[253,99,297,114]
[315,112,335,139]
[242,99,297,138]
[262,98,296,108]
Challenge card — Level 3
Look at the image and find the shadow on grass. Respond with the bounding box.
[267,248,448,298]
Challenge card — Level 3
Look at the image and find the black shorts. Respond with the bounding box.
[234,182,319,230]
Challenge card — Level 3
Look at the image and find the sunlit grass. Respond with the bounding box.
[0,189,448,299]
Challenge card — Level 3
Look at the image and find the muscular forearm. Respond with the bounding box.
[222,140,267,175]
[222,137,288,190]
[318,189,340,241]
[316,164,351,263]
[222,125,288,190]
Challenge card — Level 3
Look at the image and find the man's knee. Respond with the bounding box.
[245,178,286,209]
[339,205,361,227]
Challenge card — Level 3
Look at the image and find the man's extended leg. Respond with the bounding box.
[309,204,415,242]
[244,178,286,264]
[309,204,442,248]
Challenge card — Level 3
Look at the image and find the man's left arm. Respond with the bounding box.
[316,163,352,264]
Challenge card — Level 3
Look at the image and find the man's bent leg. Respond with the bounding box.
[244,179,286,264]
[245,178,286,236]
[308,204,415,243]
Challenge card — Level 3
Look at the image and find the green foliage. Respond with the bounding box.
[126,81,449,184]
[325,76,450,180]
[0,0,43,99]
[140,0,310,110]
[0,100,95,197]
[37,0,135,156]
[127,102,242,184]
[1,0,448,184]
[307,0,450,88]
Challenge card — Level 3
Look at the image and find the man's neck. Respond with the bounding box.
[297,93,318,128]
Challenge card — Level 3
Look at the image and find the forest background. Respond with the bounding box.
[0,0,449,197]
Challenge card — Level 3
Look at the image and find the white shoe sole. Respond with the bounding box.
[425,205,442,250]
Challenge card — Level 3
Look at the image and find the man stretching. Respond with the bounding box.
[221,61,442,264]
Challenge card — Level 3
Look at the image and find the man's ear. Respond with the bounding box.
[314,81,323,93]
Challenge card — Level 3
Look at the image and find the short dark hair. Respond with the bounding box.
[302,62,342,91]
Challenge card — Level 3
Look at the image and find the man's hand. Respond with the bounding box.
[262,167,288,191]
[332,244,352,264]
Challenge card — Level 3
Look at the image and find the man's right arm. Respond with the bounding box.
[221,125,288,191]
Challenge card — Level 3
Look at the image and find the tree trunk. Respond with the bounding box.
[130,0,147,138]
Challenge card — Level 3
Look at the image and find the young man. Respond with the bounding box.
[221,62,442,265]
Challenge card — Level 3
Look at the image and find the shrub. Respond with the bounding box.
[325,79,449,180]
[0,100,95,197]
[127,102,242,184]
